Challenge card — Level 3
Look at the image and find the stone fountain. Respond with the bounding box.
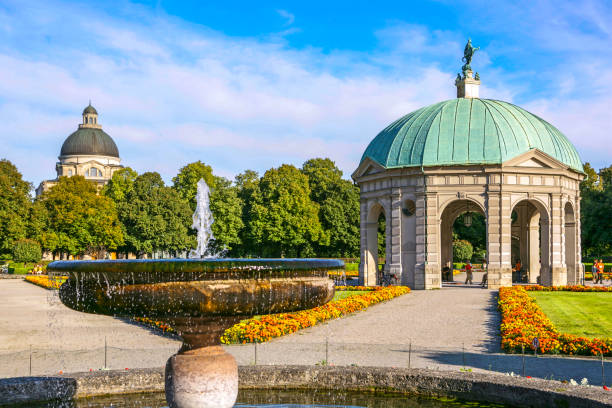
[49,258,341,407]
[47,179,342,407]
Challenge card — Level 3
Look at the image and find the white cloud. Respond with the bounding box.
[0,0,610,191]
[276,9,295,26]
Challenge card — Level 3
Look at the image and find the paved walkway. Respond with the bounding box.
[0,279,180,377]
[1,279,610,386]
[273,286,500,352]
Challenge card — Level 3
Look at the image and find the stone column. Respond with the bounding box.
[518,206,529,270]
[528,212,540,283]
[549,194,567,286]
[359,199,376,286]
[440,217,454,282]
[387,188,403,279]
[424,192,441,289]
[414,193,427,289]
[575,196,583,284]
[565,201,577,285]
[486,191,512,289]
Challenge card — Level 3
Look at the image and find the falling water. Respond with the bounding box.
[189,179,215,259]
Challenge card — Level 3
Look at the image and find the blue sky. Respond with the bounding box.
[1,0,611,186]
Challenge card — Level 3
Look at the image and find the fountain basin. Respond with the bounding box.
[48,258,342,408]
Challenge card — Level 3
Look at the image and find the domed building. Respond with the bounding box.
[352,42,584,289]
[36,104,123,196]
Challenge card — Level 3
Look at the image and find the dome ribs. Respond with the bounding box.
[468,99,486,163]
[358,98,583,172]
[407,102,445,166]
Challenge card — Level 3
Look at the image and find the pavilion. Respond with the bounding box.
[352,41,584,289]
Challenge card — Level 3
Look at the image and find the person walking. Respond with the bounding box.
[465,261,473,285]
[480,261,488,287]
[596,259,604,284]
[592,261,598,284]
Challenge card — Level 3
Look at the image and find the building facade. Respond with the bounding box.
[36,104,123,196]
[352,50,584,290]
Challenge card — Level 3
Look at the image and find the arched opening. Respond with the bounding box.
[511,200,550,285]
[364,203,386,286]
[439,199,486,286]
[564,202,577,284]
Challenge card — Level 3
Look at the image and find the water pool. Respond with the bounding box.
[17,389,511,407]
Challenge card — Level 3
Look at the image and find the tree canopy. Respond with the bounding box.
[249,164,323,257]
[0,159,32,257]
[208,176,243,255]
[32,176,123,256]
[301,158,359,257]
[234,170,260,256]
[13,155,610,264]
[102,167,138,202]
[172,161,215,211]
[581,163,612,257]
[111,172,194,257]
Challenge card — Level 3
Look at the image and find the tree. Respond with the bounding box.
[172,161,215,211]
[118,172,194,257]
[12,239,41,263]
[453,212,486,254]
[453,239,473,262]
[581,164,612,257]
[580,162,601,195]
[234,170,260,256]
[249,164,323,257]
[32,176,123,257]
[208,176,243,255]
[0,159,32,257]
[301,158,360,257]
[102,167,138,202]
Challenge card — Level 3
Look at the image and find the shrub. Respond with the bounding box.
[453,239,473,262]
[11,239,42,263]
[472,248,487,263]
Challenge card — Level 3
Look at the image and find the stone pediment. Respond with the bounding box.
[352,157,386,180]
[502,149,568,171]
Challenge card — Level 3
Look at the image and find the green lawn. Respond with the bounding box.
[332,290,364,301]
[529,292,612,338]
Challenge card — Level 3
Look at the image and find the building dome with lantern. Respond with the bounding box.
[352,40,584,290]
[36,104,124,196]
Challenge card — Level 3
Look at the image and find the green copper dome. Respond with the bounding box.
[361,98,583,172]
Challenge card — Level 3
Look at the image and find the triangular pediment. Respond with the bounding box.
[503,149,568,170]
[80,159,108,167]
[351,157,385,180]
[517,157,551,168]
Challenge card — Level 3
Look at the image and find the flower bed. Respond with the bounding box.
[335,285,379,291]
[525,285,612,292]
[499,286,612,356]
[220,285,410,344]
[133,316,176,334]
[328,270,359,278]
[24,275,67,289]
